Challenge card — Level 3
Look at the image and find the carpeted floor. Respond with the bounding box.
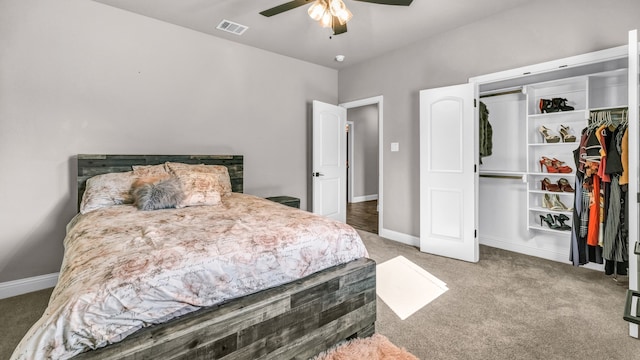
[359,230,638,360]
[1,230,639,360]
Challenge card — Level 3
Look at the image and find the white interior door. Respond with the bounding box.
[312,100,347,222]
[627,29,639,338]
[419,83,479,262]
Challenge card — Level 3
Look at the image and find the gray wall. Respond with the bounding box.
[338,0,640,238]
[0,0,337,282]
[348,105,378,199]
[3,0,640,284]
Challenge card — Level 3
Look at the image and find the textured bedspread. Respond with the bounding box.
[11,193,368,360]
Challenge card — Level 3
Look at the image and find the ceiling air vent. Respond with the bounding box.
[216,19,248,35]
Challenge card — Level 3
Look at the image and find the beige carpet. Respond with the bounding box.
[312,334,419,360]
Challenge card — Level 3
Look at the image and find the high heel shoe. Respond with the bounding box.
[539,156,558,173]
[539,99,555,113]
[539,156,572,173]
[553,214,571,231]
[559,125,576,142]
[557,178,574,192]
[552,98,574,112]
[542,194,554,208]
[541,178,561,192]
[540,214,560,229]
[549,194,572,211]
[538,125,561,143]
[550,158,573,173]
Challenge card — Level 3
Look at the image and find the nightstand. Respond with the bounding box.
[265,196,300,209]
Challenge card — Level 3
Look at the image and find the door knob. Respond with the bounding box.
[312,172,325,177]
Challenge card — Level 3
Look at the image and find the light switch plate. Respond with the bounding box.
[391,142,400,152]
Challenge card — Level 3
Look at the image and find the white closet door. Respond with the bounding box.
[627,29,639,338]
[419,83,479,262]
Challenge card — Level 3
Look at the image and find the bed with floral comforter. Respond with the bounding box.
[12,192,368,359]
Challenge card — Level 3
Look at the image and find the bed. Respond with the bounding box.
[12,154,376,360]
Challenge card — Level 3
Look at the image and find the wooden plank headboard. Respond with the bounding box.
[77,154,244,210]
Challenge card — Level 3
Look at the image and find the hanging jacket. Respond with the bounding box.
[479,101,492,161]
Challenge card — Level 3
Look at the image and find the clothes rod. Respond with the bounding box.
[590,107,628,114]
[479,174,525,180]
[479,88,523,98]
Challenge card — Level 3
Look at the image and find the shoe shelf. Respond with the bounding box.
[526,109,587,119]
[522,69,626,235]
[527,142,579,147]
[529,206,572,215]
[528,172,575,177]
[524,76,586,235]
[528,189,574,194]
[528,224,573,234]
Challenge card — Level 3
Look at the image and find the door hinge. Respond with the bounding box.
[474,164,477,173]
[474,99,477,107]
[474,229,477,238]
[637,193,640,203]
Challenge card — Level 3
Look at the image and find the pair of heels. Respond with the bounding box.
[539,213,571,230]
[542,194,572,211]
[539,98,575,113]
[541,177,574,192]
[559,125,576,142]
[538,125,576,143]
[539,156,572,173]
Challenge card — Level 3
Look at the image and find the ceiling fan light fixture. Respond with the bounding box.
[262,0,413,36]
[308,0,351,28]
[307,0,326,21]
[335,7,352,25]
[319,10,333,28]
[328,0,352,24]
[328,0,345,14]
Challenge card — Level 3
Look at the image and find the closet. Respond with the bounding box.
[419,30,639,338]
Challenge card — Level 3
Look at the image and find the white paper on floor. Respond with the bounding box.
[376,255,448,320]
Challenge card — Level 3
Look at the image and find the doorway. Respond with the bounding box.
[340,96,383,234]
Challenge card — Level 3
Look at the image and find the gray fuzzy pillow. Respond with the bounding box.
[131,177,185,211]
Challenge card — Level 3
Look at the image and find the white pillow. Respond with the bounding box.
[79,171,136,214]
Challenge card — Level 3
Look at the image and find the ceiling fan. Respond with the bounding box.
[260,0,413,36]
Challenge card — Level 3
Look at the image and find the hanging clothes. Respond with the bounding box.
[619,127,629,185]
[570,108,628,268]
[570,153,588,266]
[603,176,627,261]
[479,101,493,164]
[587,175,601,247]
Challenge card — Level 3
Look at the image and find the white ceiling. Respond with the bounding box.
[93,0,532,69]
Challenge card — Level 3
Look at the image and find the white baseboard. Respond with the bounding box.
[0,273,58,299]
[379,228,420,247]
[351,194,378,203]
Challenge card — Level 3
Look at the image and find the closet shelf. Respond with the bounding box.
[528,189,575,195]
[528,224,573,234]
[529,206,573,214]
[589,105,629,112]
[527,109,587,119]
[527,142,579,147]
[528,172,576,177]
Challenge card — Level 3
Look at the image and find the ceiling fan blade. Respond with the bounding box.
[332,18,347,35]
[351,0,413,5]
[260,0,312,17]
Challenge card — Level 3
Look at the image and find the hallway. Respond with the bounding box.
[346,200,378,234]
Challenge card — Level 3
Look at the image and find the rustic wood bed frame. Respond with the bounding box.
[72,154,376,360]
